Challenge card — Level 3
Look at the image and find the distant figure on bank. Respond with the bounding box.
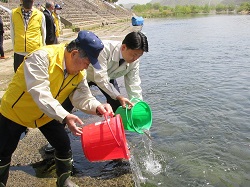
[43,1,57,44]
[53,4,62,43]
[87,31,149,112]
[10,0,46,72]
[0,15,7,59]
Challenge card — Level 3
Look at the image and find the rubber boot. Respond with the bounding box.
[0,162,10,187]
[55,156,78,187]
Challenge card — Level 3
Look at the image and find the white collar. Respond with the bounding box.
[46,9,52,15]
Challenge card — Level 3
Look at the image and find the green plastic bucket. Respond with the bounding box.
[115,98,152,134]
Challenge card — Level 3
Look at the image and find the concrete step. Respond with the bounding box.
[62,28,73,34]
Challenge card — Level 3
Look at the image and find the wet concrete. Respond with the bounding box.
[8,120,135,187]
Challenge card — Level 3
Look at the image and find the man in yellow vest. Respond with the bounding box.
[53,4,62,43]
[10,0,46,72]
[0,30,113,187]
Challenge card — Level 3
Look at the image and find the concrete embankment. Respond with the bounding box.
[1,22,142,187]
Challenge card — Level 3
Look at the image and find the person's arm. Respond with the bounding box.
[70,76,101,114]
[124,60,143,100]
[70,74,114,118]
[58,15,62,35]
[91,49,134,108]
[41,14,46,46]
[0,18,3,33]
[91,49,121,99]
[23,50,69,123]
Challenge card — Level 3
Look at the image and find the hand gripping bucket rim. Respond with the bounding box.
[115,98,152,134]
[81,114,130,162]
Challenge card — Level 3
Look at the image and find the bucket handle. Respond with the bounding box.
[104,113,121,147]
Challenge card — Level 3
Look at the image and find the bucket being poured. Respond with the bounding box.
[81,114,130,162]
[115,98,152,134]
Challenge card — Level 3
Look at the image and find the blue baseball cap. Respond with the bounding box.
[75,31,103,69]
[55,4,62,9]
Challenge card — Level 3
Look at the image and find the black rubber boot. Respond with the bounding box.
[0,162,10,187]
[55,155,78,187]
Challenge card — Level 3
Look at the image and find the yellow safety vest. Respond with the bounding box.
[12,7,43,53]
[53,12,60,37]
[0,44,85,128]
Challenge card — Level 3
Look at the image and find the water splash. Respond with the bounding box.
[142,130,162,175]
[129,154,147,187]
[127,130,164,186]
[143,130,152,140]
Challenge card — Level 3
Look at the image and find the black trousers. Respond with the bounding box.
[88,79,121,112]
[0,34,4,57]
[0,115,71,164]
[0,97,74,166]
[14,53,25,73]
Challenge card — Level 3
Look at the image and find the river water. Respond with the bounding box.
[130,14,250,186]
[73,15,250,187]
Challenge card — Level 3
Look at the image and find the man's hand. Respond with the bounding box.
[96,103,114,117]
[63,114,83,136]
[116,95,134,109]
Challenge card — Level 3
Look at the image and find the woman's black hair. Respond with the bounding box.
[122,31,148,52]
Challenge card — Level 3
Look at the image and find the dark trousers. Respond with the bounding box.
[0,97,74,166]
[0,34,4,57]
[88,79,121,112]
[14,53,25,72]
[0,115,71,164]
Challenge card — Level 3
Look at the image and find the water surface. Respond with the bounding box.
[73,15,250,187]
[132,14,250,187]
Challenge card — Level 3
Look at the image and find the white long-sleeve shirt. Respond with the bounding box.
[86,40,142,100]
[24,49,101,123]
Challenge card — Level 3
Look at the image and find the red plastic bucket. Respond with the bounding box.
[81,114,130,162]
